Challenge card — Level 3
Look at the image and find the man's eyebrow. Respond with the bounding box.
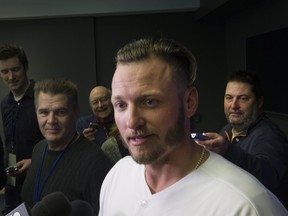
[111,95,123,102]
[37,107,47,112]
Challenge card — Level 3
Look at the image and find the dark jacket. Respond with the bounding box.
[0,136,6,189]
[221,112,288,207]
[1,80,43,160]
[76,114,112,146]
[21,134,113,215]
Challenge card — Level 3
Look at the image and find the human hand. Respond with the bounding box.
[7,159,31,177]
[83,127,97,142]
[194,132,229,155]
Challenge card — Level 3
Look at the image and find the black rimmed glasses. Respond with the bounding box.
[90,96,110,105]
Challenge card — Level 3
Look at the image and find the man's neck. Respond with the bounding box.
[144,144,208,194]
[12,80,30,101]
[231,112,262,135]
[48,132,79,151]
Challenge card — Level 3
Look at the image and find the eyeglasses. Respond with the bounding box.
[90,96,110,105]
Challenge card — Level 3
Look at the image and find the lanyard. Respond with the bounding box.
[11,101,21,153]
[33,143,68,204]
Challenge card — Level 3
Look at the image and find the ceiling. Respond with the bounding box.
[0,0,267,22]
[0,0,200,20]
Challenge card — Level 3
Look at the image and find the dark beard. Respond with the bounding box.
[132,102,186,164]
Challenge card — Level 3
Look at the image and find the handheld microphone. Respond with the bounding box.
[31,192,71,216]
[70,200,93,216]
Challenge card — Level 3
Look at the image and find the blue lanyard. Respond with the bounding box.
[33,143,68,204]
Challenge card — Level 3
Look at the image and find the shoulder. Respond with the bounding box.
[199,152,286,211]
[73,134,99,149]
[249,116,287,140]
[33,140,46,150]
[25,81,36,97]
[104,156,140,180]
[0,93,11,108]
[1,94,9,103]
[219,124,232,136]
[67,135,113,168]
[104,156,137,173]
[202,152,272,194]
[101,156,141,192]
[31,139,46,158]
[72,135,110,159]
[101,137,123,164]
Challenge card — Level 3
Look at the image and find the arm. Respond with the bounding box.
[0,137,6,189]
[7,159,32,177]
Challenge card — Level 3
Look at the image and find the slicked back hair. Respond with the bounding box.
[115,38,197,90]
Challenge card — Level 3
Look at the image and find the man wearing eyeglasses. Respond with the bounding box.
[76,86,114,146]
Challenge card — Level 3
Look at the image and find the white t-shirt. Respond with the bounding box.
[99,152,287,216]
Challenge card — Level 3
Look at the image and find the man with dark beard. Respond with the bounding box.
[98,39,287,216]
[196,70,288,209]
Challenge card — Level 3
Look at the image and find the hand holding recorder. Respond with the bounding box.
[192,132,230,155]
[82,122,100,142]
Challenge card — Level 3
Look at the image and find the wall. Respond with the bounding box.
[0,17,97,138]
[3,0,286,138]
[225,0,288,135]
[0,0,200,20]
[0,12,228,140]
[0,0,287,147]
[94,12,227,132]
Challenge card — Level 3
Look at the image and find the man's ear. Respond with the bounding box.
[184,86,198,118]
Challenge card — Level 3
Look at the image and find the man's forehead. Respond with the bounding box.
[112,71,174,102]
[226,81,253,95]
[0,56,20,65]
[227,81,251,89]
[91,88,108,98]
[113,59,171,85]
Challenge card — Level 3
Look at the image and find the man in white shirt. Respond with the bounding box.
[99,38,287,216]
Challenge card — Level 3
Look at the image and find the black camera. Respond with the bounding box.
[89,122,100,130]
[5,165,18,174]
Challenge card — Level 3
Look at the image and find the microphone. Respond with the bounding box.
[31,192,71,216]
[31,192,94,216]
[70,200,93,216]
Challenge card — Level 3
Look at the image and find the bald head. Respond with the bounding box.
[89,86,111,101]
[89,86,113,121]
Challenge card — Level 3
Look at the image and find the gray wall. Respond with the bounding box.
[1,0,288,139]
[93,12,227,132]
[0,0,200,19]
[0,12,227,140]
[0,17,97,113]
[0,17,97,139]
